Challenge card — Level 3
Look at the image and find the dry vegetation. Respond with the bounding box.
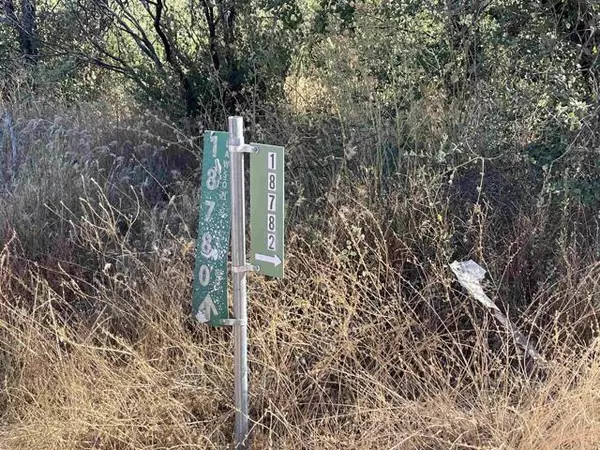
[1,67,600,450]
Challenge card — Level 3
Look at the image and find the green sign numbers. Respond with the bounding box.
[250,143,285,278]
[192,131,231,325]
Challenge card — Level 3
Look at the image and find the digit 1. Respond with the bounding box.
[268,152,276,170]
[211,134,218,157]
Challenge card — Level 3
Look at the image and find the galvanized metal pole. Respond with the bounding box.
[228,116,249,449]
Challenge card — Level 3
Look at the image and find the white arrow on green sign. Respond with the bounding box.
[192,131,231,325]
[250,143,285,278]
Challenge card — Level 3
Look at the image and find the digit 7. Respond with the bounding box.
[267,193,276,211]
[204,200,216,222]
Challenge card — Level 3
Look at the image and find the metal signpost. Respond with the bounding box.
[228,117,250,449]
[193,117,285,450]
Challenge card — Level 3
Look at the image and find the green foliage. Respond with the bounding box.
[2,3,600,446]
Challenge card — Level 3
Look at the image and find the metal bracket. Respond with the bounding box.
[232,263,258,273]
[220,318,248,326]
[229,144,258,154]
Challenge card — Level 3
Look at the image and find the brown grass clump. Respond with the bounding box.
[2,182,600,449]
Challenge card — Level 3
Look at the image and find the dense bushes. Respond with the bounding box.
[1,0,600,448]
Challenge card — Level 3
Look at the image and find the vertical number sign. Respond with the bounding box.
[250,143,285,278]
[193,131,231,325]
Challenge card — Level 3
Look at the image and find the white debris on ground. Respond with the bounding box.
[450,259,546,365]
[449,260,499,311]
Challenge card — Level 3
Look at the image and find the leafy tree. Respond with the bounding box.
[58,0,304,119]
[1,0,38,63]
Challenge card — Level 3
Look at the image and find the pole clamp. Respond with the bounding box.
[229,144,258,154]
[232,263,258,273]
[220,318,248,326]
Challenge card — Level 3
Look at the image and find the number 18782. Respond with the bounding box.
[266,152,277,252]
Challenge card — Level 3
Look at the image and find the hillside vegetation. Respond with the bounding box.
[1,0,600,448]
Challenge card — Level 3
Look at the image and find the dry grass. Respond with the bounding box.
[2,189,600,449]
[1,78,600,449]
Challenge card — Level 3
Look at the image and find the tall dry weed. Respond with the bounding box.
[1,68,600,449]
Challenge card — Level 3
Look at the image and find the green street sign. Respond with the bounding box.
[192,131,231,325]
[250,143,285,278]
